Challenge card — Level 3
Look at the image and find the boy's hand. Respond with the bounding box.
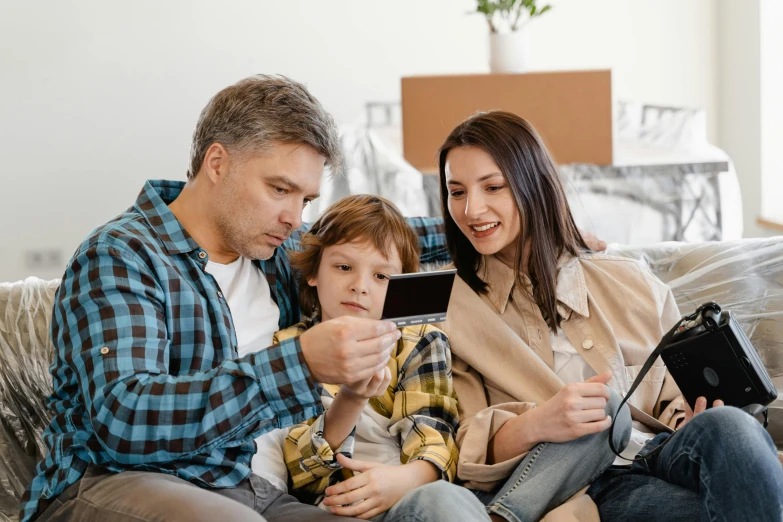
[322,456,439,519]
[342,367,392,400]
[300,317,400,384]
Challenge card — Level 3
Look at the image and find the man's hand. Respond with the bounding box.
[342,367,392,400]
[529,370,614,443]
[680,396,724,428]
[300,317,400,384]
[581,230,607,252]
[322,456,439,519]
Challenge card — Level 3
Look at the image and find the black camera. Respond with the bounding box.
[610,302,778,460]
[662,302,777,413]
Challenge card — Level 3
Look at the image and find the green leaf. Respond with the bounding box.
[538,4,552,16]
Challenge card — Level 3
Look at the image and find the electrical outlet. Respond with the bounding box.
[24,249,65,270]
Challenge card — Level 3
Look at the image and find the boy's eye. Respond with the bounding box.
[374,273,390,281]
[336,264,351,271]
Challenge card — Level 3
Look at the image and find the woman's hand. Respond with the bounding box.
[678,396,724,428]
[341,366,391,400]
[322,456,439,520]
[528,370,614,443]
[488,371,615,463]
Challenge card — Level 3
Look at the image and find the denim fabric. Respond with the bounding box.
[471,387,632,522]
[376,481,490,522]
[588,407,783,522]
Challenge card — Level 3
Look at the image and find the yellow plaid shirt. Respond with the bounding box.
[274,322,459,496]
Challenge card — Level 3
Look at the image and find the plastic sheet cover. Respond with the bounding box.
[608,238,783,381]
[301,123,431,223]
[0,279,58,521]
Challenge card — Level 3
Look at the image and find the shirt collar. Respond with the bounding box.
[133,180,282,265]
[480,254,590,320]
[133,180,200,255]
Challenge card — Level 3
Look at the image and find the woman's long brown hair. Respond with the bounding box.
[438,111,589,331]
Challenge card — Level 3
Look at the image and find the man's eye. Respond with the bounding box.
[303,199,312,207]
[274,186,287,195]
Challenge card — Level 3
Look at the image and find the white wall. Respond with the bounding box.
[0,0,718,282]
[715,0,765,238]
[760,0,783,223]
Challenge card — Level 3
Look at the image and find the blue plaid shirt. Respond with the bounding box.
[20,179,448,521]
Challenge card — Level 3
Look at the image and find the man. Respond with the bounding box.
[20,75,447,522]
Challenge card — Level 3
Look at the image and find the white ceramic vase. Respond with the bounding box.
[489,29,529,73]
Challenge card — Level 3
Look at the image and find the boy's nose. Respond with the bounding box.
[350,279,369,295]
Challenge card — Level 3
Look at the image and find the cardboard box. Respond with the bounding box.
[401,70,612,173]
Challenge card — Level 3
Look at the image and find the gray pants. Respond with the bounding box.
[34,465,355,522]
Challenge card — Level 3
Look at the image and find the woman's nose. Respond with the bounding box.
[465,192,487,219]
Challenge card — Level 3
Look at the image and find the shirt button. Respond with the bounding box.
[217,291,224,299]
[198,251,207,259]
[582,340,594,350]
[100,347,110,355]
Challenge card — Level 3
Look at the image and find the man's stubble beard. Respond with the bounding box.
[212,174,292,261]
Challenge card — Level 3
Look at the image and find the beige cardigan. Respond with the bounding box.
[442,254,687,521]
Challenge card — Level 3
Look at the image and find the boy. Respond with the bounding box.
[274,195,489,521]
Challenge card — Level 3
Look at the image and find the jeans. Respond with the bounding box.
[471,386,632,522]
[587,406,783,522]
[375,480,490,522]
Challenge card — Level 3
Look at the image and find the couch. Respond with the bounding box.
[1,238,782,521]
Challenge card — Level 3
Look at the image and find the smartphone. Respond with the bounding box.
[381,269,457,327]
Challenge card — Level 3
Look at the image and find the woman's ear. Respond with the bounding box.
[307,276,317,287]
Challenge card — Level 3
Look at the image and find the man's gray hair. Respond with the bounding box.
[188,75,343,179]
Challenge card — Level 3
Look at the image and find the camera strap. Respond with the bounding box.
[608,316,685,462]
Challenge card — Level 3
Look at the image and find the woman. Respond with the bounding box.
[438,111,783,522]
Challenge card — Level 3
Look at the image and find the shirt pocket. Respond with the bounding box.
[624,364,666,414]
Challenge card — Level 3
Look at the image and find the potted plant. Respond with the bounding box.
[474,0,552,73]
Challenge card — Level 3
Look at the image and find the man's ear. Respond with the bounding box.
[202,143,231,184]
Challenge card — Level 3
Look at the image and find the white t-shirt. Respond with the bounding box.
[551,328,654,466]
[205,257,289,491]
[321,396,401,467]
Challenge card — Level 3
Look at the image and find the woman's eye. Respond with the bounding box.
[336,265,351,271]
[487,185,505,193]
[449,191,465,198]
